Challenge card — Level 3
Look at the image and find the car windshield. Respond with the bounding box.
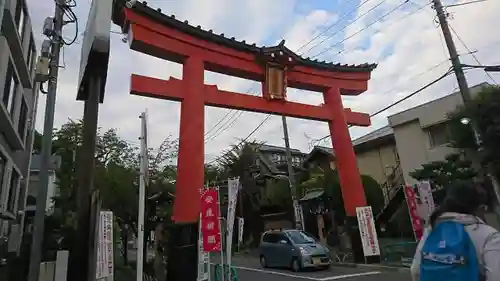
[287,230,316,244]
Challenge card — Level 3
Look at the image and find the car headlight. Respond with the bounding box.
[299,246,309,255]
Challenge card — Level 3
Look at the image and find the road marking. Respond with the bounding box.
[233,265,382,280]
[232,266,319,280]
[316,271,381,280]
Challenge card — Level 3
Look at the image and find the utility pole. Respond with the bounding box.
[432,0,500,204]
[137,111,148,281]
[281,116,303,230]
[68,76,101,281]
[27,3,64,281]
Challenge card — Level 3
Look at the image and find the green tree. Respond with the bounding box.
[300,167,384,222]
[214,141,299,245]
[215,142,265,245]
[409,153,477,188]
[447,85,500,175]
[47,120,177,266]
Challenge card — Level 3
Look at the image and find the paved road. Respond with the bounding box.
[230,257,411,281]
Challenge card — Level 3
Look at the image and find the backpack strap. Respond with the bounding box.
[478,228,498,281]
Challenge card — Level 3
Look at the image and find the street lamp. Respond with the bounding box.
[460,117,471,125]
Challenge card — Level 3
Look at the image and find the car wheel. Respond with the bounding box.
[260,255,268,268]
[291,258,301,272]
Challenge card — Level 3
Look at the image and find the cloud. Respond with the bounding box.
[27,0,500,161]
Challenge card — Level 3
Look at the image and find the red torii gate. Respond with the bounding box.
[113,2,377,279]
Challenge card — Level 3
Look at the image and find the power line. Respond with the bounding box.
[311,0,411,59]
[336,1,431,55]
[446,0,490,8]
[448,24,498,84]
[204,111,244,143]
[204,110,238,138]
[304,0,388,55]
[297,0,374,54]
[57,0,79,46]
[206,115,272,164]
[313,67,455,143]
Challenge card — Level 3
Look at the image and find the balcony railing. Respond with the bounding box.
[381,163,404,206]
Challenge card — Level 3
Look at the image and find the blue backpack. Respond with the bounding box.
[420,220,482,281]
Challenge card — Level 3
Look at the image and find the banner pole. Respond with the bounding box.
[217,186,225,281]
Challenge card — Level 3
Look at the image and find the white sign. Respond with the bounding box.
[198,215,210,281]
[77,0,112,100]
[356,206,380,257]
[237,217,244,244]
[96,211,114,280]
[417,181,435,222]
[226,178,240,266]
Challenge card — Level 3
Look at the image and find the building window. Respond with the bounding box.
[279,154,286,162]
[18,98,28,141]
[15,1,26,40]
[427,122,450,148]
[2,61,19,117]
[7,170,19,213]
[27,38,36,74]
[0,155,5,194]
[270,154,280,162]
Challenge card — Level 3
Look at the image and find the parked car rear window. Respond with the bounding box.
[286,230,315,244]
[262,232,284,243]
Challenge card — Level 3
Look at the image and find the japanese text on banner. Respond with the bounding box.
[417,181,435,222]
[404,186,423,240]
[356,206,380,257]
[96,211,114,280]
[200,188,221,252]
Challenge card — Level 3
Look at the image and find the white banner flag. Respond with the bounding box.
[226,178,240,267]
[96,211,114,280]
[356,206,380,257]
[238,217,244,244]
[417,181,435,222]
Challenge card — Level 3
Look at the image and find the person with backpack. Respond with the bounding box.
[410,181,500,281]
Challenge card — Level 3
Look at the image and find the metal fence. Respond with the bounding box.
[143,273,159,281]
[380,241,418,267]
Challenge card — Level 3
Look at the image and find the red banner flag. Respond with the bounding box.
[404,185,423,240]
[200,188,221,252]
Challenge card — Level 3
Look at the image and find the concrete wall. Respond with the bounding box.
[313,143,399,186]
[0,0,38,255]
[355,143,399,185]
[388,84,489,185]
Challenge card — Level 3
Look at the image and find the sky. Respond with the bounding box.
[26,0,500,163]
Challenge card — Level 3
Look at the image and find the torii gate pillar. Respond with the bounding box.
[112,2,378,280]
